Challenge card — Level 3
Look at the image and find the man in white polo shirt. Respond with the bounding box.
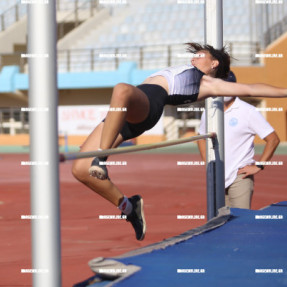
[197,95,280,209]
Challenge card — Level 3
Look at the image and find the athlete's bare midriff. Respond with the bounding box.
[142,76,169,94]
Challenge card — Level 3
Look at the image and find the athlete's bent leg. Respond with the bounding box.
[100,83,150,150]
[72,123,124,206]
[72,122,146,240]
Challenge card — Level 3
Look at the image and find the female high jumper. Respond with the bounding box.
[72,43,287,241]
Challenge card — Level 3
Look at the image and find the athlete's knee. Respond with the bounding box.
[72,160,90,184]
[114,83,132,93]
[112,83,134,104]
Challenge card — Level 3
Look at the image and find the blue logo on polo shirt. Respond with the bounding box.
[229,117,238,126]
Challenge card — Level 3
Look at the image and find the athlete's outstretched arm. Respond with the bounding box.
[198,75,287,100]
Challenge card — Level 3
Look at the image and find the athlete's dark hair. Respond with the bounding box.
[186,42,230,79]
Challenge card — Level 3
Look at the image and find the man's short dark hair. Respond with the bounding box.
[186,42,230,79]
[226,71,236,83]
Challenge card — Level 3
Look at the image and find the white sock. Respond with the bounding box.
[118,196,133,215]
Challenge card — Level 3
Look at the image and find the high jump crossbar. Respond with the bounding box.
[60,133,216,162]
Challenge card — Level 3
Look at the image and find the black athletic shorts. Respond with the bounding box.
[119,84,168,140]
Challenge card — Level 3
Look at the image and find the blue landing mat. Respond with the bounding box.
[75,202,287,287]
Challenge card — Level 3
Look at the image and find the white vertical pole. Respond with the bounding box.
[28,1,61,286]
[204,0,225,220]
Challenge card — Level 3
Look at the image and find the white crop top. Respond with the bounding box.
[148,65,204,105]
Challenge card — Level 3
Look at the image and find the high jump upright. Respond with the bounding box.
[204,0,225,220]
[28,1,61,286]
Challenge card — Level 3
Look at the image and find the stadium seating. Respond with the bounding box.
[1,0,287,72]
[0,1,17,14]
[57,0,287,72]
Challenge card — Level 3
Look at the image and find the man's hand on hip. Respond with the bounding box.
[238,165,262,178]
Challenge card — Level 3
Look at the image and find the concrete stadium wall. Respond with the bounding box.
[0,17,27,54]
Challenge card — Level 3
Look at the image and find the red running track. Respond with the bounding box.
[0,153,286,287]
